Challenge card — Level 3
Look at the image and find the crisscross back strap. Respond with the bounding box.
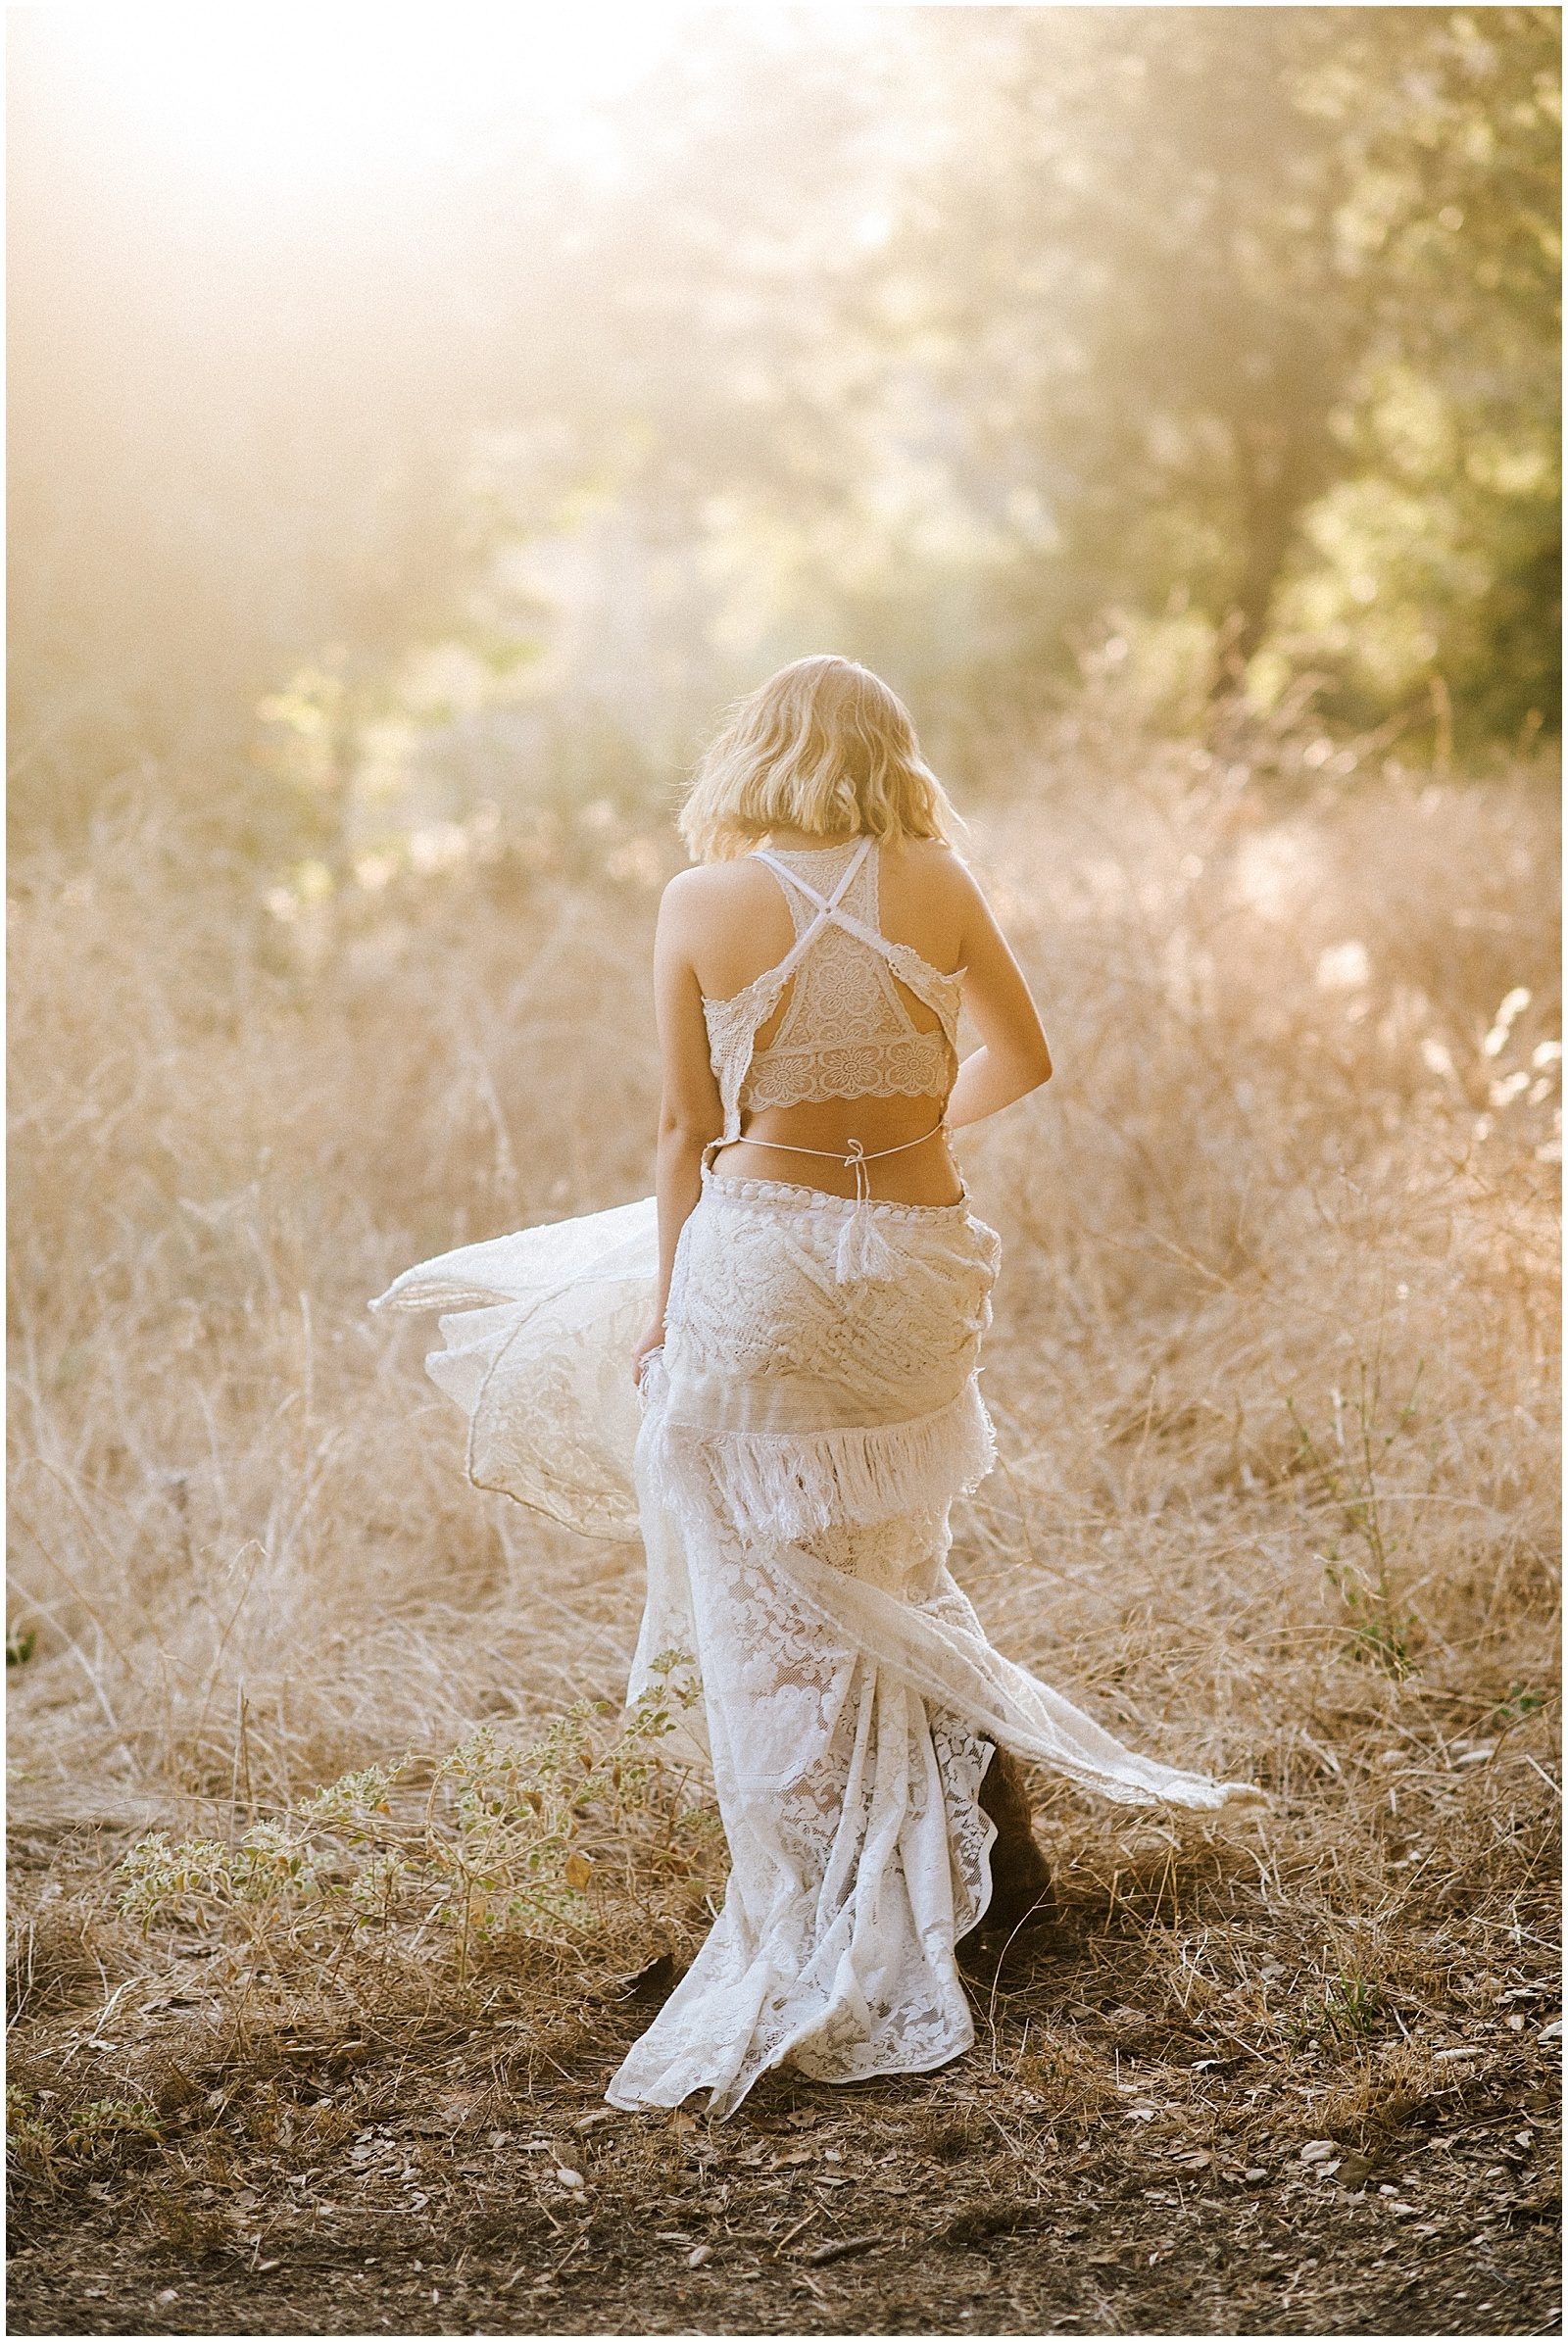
[750,838,876,982]
[753,837,872,920]
[750,837,959,1025]
[753,836,920,974]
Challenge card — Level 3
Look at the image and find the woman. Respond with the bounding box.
[371,655,1260,2119]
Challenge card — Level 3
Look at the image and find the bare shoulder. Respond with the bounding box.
[874,836,980,963]
[888,836,972,872]
[660,854,803,995]
[662,856,760,908]
[881,836,983,910]
[663,855,781,890]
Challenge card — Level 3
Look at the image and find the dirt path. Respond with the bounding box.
[9,1818,1559,2339]
[7,2044,1559,2338]
[7,2177,1562,2339]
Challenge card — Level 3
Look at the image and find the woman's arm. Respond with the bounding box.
[634,871,726,1385]
[944,860,1054,1131]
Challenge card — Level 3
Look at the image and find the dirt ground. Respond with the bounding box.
[8,1793,1559,2341]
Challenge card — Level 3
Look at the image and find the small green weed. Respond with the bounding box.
[1290,1357,1422,1679]
[115,1652,710,1981]
[1489,1683,1548,1726]
[7,2085,163,2182]
[1323,1563,1412,1678]
[1287,1971,1384,2047]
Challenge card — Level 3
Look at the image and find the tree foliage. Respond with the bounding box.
[7,8,1558,848]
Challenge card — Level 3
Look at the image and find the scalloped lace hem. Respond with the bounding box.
[702,1166,970,1221]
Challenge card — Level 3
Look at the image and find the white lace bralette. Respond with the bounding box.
[700,838,961,1144]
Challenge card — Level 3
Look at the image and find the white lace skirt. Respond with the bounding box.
[371,1167,1260,2117]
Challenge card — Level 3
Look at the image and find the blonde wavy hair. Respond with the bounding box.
[678,655,961,862]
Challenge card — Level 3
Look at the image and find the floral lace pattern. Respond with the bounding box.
[605,1178,1262,2118]
[371,999,1264,2122]
[370,1195,660,1539]
[607,1425,1000,2117]
[743,842,954,1112]
[666,1177,997,1422]
[700,839,962,1146]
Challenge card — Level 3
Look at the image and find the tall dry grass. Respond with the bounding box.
[8,730,1558,1884]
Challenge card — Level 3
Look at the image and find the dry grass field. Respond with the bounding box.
[7,718,1561,2336]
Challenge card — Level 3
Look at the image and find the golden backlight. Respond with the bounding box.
[46,3,700,190]
[7,5,1559,2327]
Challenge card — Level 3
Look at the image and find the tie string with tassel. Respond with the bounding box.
[706,1122,953,1284]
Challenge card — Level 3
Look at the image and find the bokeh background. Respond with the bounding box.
[9,4,1561,858]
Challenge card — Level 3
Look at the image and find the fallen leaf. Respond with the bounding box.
[1299,2139,1338,2163]
[564,1852,594,1891]
[686,2244,711,2269]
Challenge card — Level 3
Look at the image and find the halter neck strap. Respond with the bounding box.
[751,836,873,917]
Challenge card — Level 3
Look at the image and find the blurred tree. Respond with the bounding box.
[1297,4,1561,736]
[889,5,1558,733]
[6,5,1558,858]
